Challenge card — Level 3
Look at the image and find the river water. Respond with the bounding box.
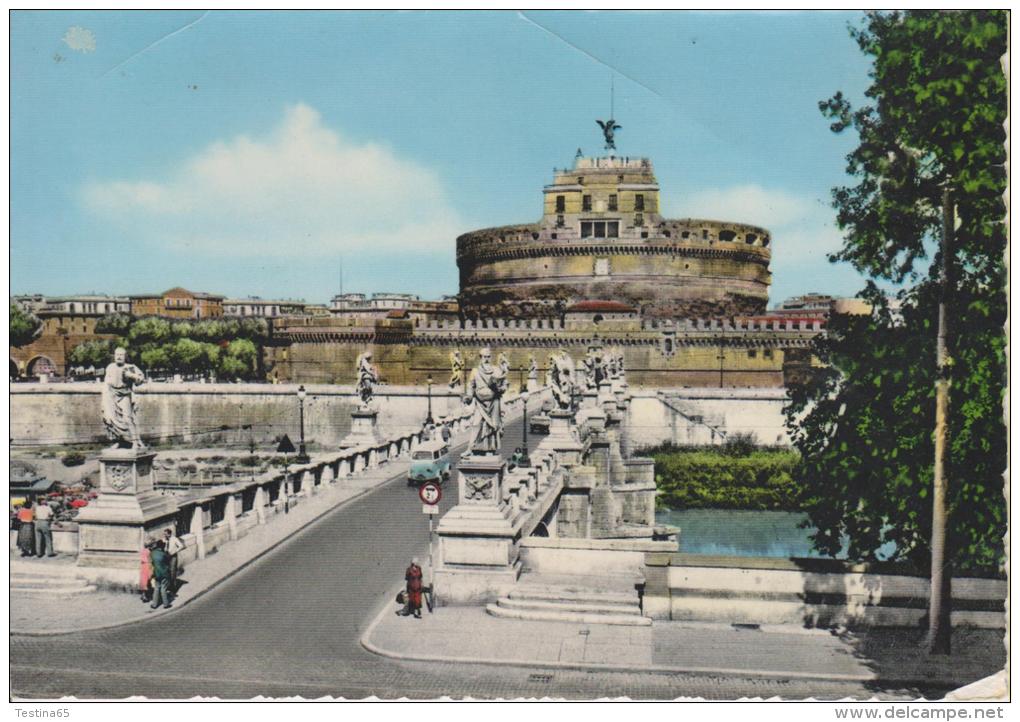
[655,509,896,559]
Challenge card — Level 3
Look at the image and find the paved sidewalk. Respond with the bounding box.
[11,452,424,635]
[363,605,1007,691]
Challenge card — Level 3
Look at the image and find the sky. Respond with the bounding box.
[10,10,880,307]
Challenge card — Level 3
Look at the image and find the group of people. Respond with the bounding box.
[14,499,57,558]
[139,528,185,609]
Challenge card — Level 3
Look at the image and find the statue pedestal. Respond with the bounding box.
[539,409,584,467]
[435,453,522,605]
[341,406,380,448]
[76,448,179,587]
[599,381,623,423]
[581,389,599,410]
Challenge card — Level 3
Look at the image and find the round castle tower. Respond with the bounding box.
[456,155,772,319]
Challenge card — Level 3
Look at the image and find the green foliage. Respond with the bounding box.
[649,448,801,512]
[85,313,267,379]
[791,11,1007,573]
[167,338,220,376]
[61,451,86,467]
[68,339,118,369]
[217,338,259,380]
[94,313,133,335]
[722,432,759,457]
[10,302,41,347]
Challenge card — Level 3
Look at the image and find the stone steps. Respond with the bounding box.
[486,572,650,626]
[485,602,651,627]
[509,587,638,608]
[498,596,641,616]
[10,566,98,596]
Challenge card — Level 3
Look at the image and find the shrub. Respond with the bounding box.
[649,447,801,511]
[61,451,86,467]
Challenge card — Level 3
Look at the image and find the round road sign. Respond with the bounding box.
[419,482,442,506]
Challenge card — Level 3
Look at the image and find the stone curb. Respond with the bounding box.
[359,602,969,691]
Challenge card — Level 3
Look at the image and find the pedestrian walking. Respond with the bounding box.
[139,541,154,603]
[16,501,35,557]
[163,528,184,597]
[149,540,172,610]
[404,557,423,619]
[34,501,56,557]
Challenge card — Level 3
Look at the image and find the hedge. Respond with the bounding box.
[649,447,802,511]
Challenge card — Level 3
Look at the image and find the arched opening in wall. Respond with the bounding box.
[10,359,19,380]
[762,236,770,247]
[745,233,758,244]
[663,338,673,354]
[26,356,56,378]
[718,230,737,242]
[592,314,604,325]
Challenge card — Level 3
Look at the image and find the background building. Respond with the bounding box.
[130,287,225,319]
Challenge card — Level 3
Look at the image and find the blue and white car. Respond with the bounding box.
[407,440,451,486]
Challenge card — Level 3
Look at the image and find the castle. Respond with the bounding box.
[266,152,820,388]
[457,156,772,319]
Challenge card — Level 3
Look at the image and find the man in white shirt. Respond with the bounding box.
[34,501,56,557]
[163,528,185,597]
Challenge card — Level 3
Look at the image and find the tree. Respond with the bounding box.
[787,11,1006,652]
[68,339,118,370]
[10,302,41,347]
[94,313,133,336]
[218,338,259,380]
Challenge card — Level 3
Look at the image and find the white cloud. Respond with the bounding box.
[62,26,96,53]
[664,184,868,302]
[666,184,813,228]
[82,104,464,258]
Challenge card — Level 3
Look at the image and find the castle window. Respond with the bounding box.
[747,349,757,359]
[555,195,565,213]
[681,231,690,239]
[581,221,618,239]
[745,233,758,244]
[702,229,709,240]
[634,194,645,211]
[635,213,644,227]
[551,233,557,240]
[556,214,565,227]
[608,194,618,211]
[764,349,774,359]
[582,195,592,212]
[762,236,771,247]
[719,230,736,242]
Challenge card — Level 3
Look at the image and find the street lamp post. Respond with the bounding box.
[296,384,309,463]
[519,390,532,468]
[425,374,434,427]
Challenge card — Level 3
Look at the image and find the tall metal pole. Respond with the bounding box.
[297,385,309,464]
[425,375,434,426]
[299,397,306,459]
[927,184,953,655]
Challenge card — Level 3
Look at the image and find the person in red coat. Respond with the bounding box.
[404,558,423,619]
